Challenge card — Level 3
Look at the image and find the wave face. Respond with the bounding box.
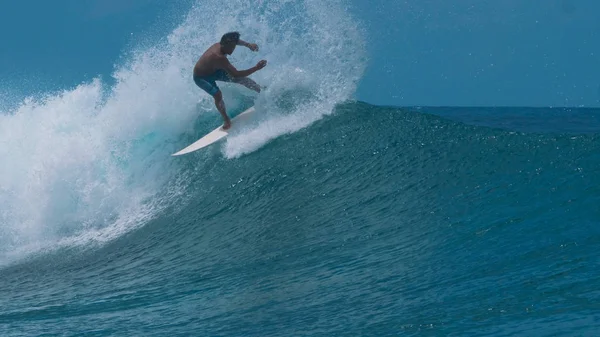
[1,102,599,335]
[0,0,365,266]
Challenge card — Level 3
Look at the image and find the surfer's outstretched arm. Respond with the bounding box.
[222,58,267,78]
[237,39,258,51]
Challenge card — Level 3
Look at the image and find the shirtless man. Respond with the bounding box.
[193,32,267,130]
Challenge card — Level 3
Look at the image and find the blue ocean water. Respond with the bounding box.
[1,1,600,336]
[1,102,599,336]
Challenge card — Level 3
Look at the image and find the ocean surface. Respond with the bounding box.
[1,102,599,336]
[1,1,600,336]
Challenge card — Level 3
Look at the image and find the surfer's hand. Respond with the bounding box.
[223,119,231,130]
[256,60,267,70]
[248,43,259,52]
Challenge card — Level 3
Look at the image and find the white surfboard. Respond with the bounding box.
[172,106,256,156]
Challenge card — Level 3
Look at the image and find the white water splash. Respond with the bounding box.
[0,0,366,266]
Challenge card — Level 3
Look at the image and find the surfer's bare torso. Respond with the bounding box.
[193,43,229,78]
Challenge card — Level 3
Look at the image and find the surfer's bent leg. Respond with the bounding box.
[213,91,231,130]
[194,74,231,130]
[214,69,260,93]
[232,77,261,93]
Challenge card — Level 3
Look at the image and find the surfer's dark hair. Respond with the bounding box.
[220,32,240,45]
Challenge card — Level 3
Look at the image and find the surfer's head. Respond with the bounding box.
[220,32,240,55]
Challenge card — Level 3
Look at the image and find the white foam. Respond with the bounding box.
[220,0,367,158]
[0,0,366,266]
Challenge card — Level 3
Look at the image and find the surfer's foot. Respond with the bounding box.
[223,119,231,130]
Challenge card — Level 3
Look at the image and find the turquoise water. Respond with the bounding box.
[1,0,600,335]
[1,103,599,336]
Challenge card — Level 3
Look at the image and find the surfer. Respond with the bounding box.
[193,32,267,130]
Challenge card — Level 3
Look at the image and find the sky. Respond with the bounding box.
[0,0,598,107]
[353,0,600,107]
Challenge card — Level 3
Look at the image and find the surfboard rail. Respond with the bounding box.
[172,106,256,156]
